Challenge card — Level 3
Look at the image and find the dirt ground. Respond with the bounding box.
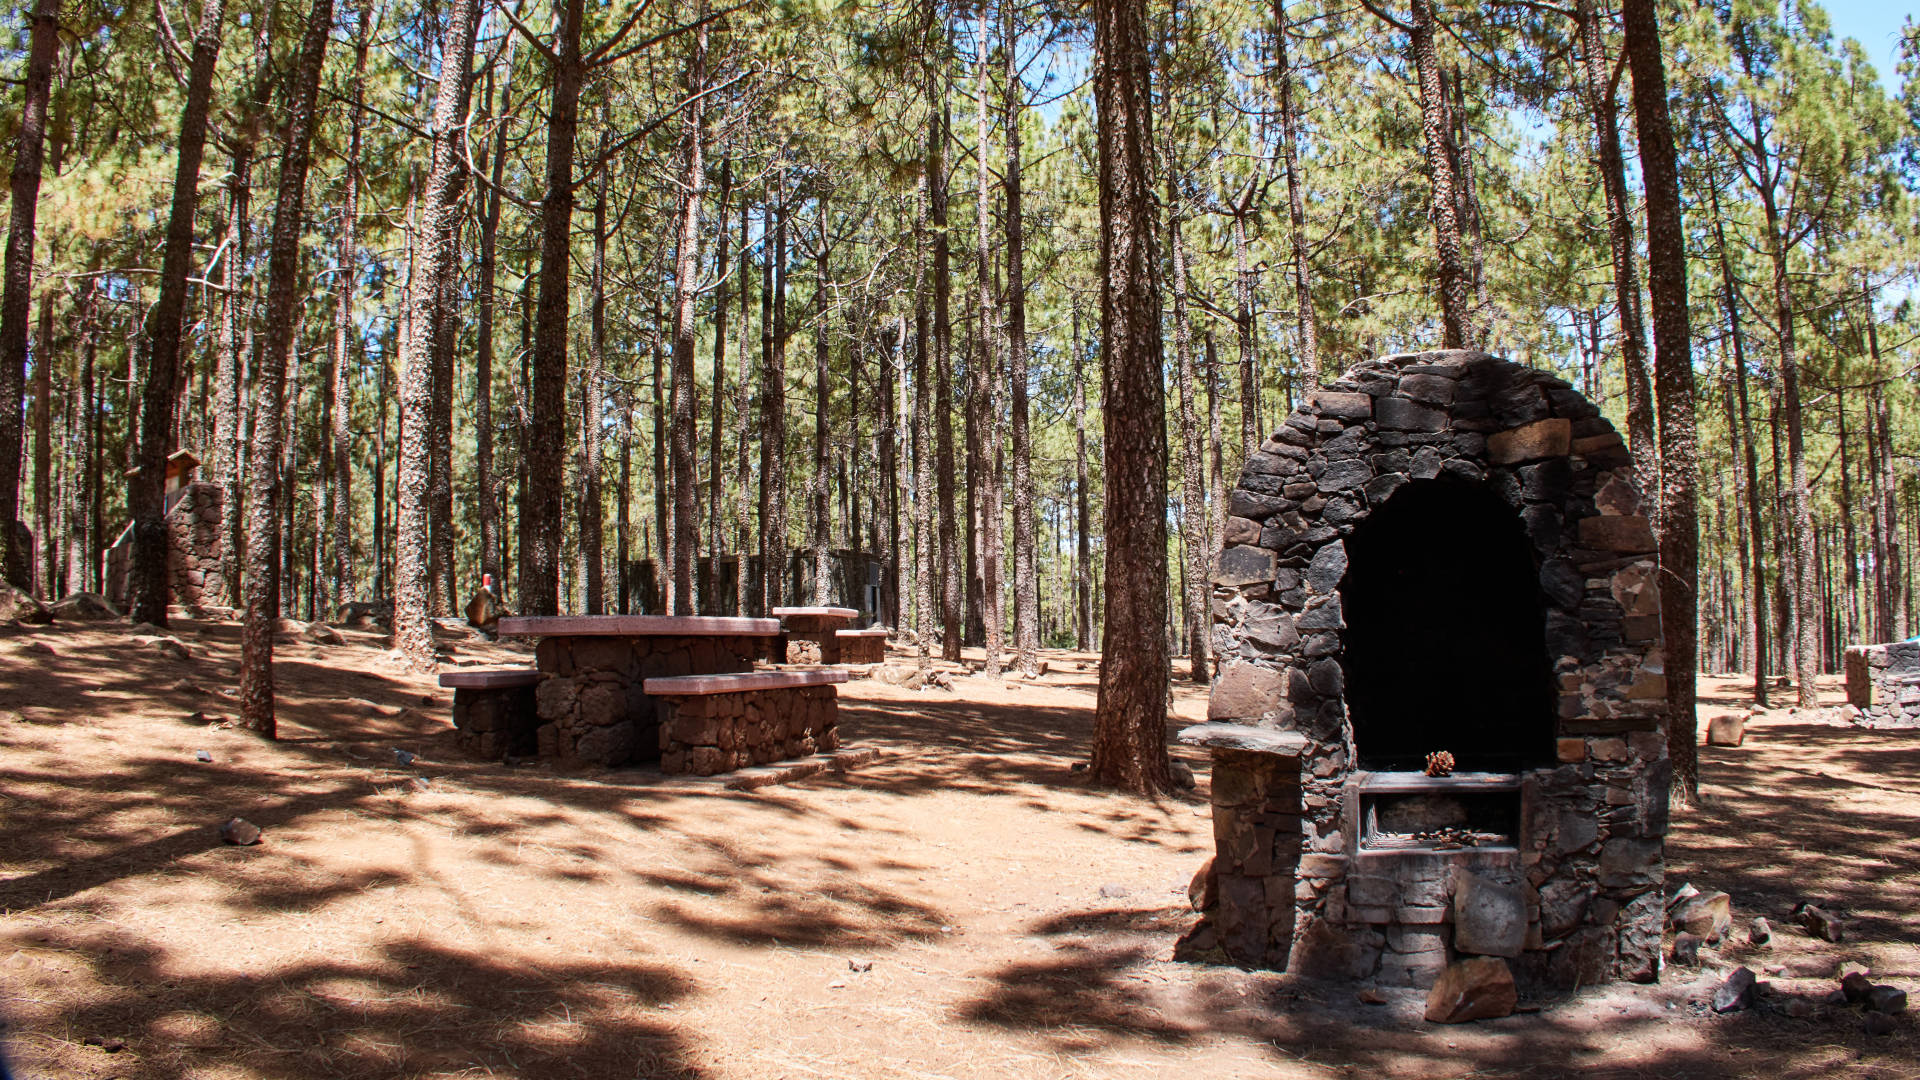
[2,615,1917,1079]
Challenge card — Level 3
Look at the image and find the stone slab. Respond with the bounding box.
[500,614,780,637]
[644,670,849,695]
[439,668,543,689]
[1177,723,1309,756]
[836,628,890,637]
[771,606,859,619]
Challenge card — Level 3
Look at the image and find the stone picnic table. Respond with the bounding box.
[496,614,780,766]
[769,606,860,664]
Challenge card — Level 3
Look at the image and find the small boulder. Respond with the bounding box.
[1170,761,1196,790]
[22,640,56,657]
[218,817,262,845]
[1706,711,1748,747]
[1713,967,1758,1013]
[1424,956,1517,1024]
[1797,904,1846,943]
[140,635,192,661]
[51,592,120,621]
[194,750,213,763]
[1865,1012,1898,1037]
[303,622,345,646]
[0,581,51,624]
[1098,883,1130,899]
[1866,985,1908,1015]
[1672,891,1733,942]
[1188,857,1216,912]
[1748,917,1772,947]
[1671,932,1704,967]
[1843,971,1875,1003]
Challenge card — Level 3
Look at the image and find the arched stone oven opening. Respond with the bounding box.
[1181,350,1671,992]
[1341,478,1555,773]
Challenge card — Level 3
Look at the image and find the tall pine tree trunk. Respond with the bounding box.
[0,0,58,589]
[330,0,371,614]
[1168,190,1209,683]
[520,0,587,616]
[1623,0,1697,800]
[974,5,1004,677]
[476,60,511,588]
[1272,0,1318,388]
[583,159,610,614]
[811,214,832,606]
[933,99,962,660]
[1003,0,1038,677]
[668,8,708,614]
[1088,0,1171,793]
[395,0,481,665]
[1404,0,1470,347]
[240,0,334,734]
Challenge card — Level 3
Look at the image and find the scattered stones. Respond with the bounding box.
[1713,967,1758,1013]
[219,817,262,845]
[848,959,873,973]
[1706,712,1748,747]
[1748,918,1772,947]
[1671,932,1703,967]
[1782,998,1815,1019]
[1424,957,1517,1024]
[1796,903,1846,943]
[1671,891,1732,943]
[1865,1012,1898,1036]
[195,750,213,763]
[1170,761,1196,789]
[1842,971,1875,1003]
[393,749,417,767]
[1099,883,1130,899]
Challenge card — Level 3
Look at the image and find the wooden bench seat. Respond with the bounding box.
[645,670,846,776]
[439,668,541,759]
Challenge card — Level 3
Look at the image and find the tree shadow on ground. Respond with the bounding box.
[5,927,704,1079]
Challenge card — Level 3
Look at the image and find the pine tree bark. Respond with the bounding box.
[240,0,334,735]
[330,0,371,614]
[668,7,708,614]
[1623,0,1697,798]
[476,61,511,588]
[33,293,52,598]
[1397,0,1470,347]
[1575,0,1658,499]
[0,0,58,589]
[709,155,731,558]
[1003,0,1038,677]
[1168,188,1209,683]
[395,0,481,666]
[583,158,609,614]
[520,0,587,616]
[912,168,934,669]
[811,212,833,606]
[932,100,962,661]
[1712,184,1768,707]
[974,6,1004,677]
[1088,0,1172,793]
[758,176,790,613]
[1072,304,1091,652]
[1271,0,1318,388]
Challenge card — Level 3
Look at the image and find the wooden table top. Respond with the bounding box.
[497,615,780,638]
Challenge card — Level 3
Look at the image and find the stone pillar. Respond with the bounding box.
[1177,724,1306,969]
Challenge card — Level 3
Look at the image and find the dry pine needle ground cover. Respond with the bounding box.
[1,616,1917,1079]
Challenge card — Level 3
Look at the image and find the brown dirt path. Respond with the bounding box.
[1,617,1916,1078]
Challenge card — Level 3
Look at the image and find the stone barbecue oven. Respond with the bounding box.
[1183,349,1671,991]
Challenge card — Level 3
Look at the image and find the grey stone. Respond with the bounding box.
[1411,447,1445,479]
[1213,545,1276,587]
[1297,597,1345,631]
[1671,891,1732,942]
[1245,611,1300,653]
[1302,633,1339,658]
[1747,917,1771,946]
[1399,373,1458,405]
[1452,870,1526,958]
[1670,931,1703,966]
[1597,836,1662,887]
[1305,542,1348,595]
[1540,559,1584,610]
[1313,391,1373,419]
[1308,658,1344,696]
[1378,397,1447,432]
[1867,985,1909,1015]
[1229,490,1292,520]
[1712,967,1757,1013]
[1244,451,1299,476]
[1440,458,1486,483]
[1424,957,1517,1023]
[1364,472,1408,507]
[1316,458,1372,493]
[1177,723,1308,756]
[219,817,262,845]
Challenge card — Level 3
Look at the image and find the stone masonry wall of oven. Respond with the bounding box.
[1193,350,1672,990]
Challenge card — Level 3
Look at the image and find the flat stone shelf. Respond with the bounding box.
[1352,771,1523,794]
[770,606,859,619]
[1177,723,1310,756]
[643,669,849,695]
[497,614,779,637]
[438,668,541,689]
[836,627,888,637]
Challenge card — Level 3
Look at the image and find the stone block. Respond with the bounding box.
[1377,397,1447,432]
[1556,737,1586,763]
[1578,515,1657,553]
[1214,545,1277,587]
[1706,712,1746,747]
[1312,391,1373,419]
[1224,516,1261,545]
[1597,836,1662,888]
[1399,373,1457,405]
[1487,418,1572,464]
[1453,870,1526,958]
[535,677,579,722]
[1208,663,1287,722]
[1425,957,1517,1022]
[1316,458,1372,493]
[1672,890,1732,943]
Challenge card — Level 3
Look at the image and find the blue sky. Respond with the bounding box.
[1823,0,1912,89]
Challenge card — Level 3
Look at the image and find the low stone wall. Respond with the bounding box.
[1845,642,1920,728]
[657,686,839,775]
[453,686,539,759]
[533,635,758,765]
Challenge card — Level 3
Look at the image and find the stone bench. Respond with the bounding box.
[835,627,889,664]
[645,669,849,776]
[439,668,542,759]
[771,606,859,664]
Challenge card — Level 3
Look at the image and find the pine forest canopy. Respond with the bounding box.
[0,0,1917,787]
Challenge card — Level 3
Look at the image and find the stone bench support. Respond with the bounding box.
[1175,724,1307,970]
[439,668,542,759]
[772,606,859,664]
[835,627,888,664]
[646,670,848,776]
